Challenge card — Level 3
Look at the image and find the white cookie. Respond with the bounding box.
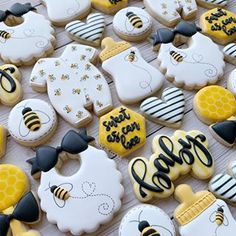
[197,0,228,9]
[8,99,57,147]
[223,43,236,65]
[30,44,113,128]
[228,69,236,97]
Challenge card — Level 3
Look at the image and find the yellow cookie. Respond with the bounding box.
[0,125,7,158]
[99,106,146,157]
[193,85,236,125]
[0,164,28,211]
[200,8,236,45]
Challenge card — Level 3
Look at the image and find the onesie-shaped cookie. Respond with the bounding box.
[152,21,225,90]
[0,3,55,65]
[129,130,214,202]
[197,0,228,9]
[144,0,198,27]
[30,44,113,128]
[41,0,91,26]
[100,38,164,104]
[174,184,236,236]
[27,129,124,235]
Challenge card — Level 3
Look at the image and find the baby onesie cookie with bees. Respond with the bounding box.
[152,21,225,90]
[174,184,236,236]
[193,85,236,125]
[30,44,113,128]
[8,99,57,147]
[143,0,198,27]
[223,43,236,65]
[119,204,175,236]
[197,0,228,9]
[0,3,56,66]
[200,8,236,45]
[100,38,164,104]
[113,7,152,41]
[41,0,91,26]
[27,129,124,235]
[129,130,214,202]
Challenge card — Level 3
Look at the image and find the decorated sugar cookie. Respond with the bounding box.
[129,130,214,202]
[227,69,236,96]
[197,0,228,9]
[0,3,55,65]
[113,7,152,42]
[0,125,7,158]
[99,106,146,157]
[144,0,198,27]
[27,129,124,235]
[223,43,236,65]
[41,0,91,26]
[65,13,105,47]
[91,0,128,15]
[174,184,236,236]
[100,38,164,104]
[140,87,185,128]
[193,85,236,124]
[8,99,58,147]
[200,8,236,45]
[119,204,176,236]
[30,44,113,128]
[151,21,225,90]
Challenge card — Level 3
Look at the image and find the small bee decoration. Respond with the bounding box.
[64,105,72,113]
[128,51,136,62]
[96,101,103,108]
[0,29,13,43]
[71,63,79,69]
[210,205,229,227]
[96,84,103,91]
[170,51,184,63]
[81,75,89,81]
[80,55,86,61]
[94,74,102,80]
[54,88,62,96]
[39,69,46,77]
[55,61,61,66]
[48,74,56,82]
[72,88,81,95]
[76,111,83,119]
[61,74,70,81]
[85,64,91,70]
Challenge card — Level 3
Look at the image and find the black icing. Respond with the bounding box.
[138,221,150,232]
[0,67,16,93]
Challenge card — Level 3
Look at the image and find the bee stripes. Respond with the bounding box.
[22,107,41,131]
[139,221,160,236]
[215,207,224,225]
[170,51,184,62]
[126,12,143,28]
[0,30,11,39]
[51,185,70,200]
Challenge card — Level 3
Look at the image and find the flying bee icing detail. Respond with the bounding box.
[128,51,136,62]
[0,30,11,39]
[139,221,160,236]
[210,205,229,227]
[170,51,184,63]
[50,185,70,201]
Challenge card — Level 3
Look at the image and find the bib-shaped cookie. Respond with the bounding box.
[228,69,236,96]
[0,125,7,158]
[200,8,236,45]
[174,184,236,236]
[197,0,228,9]
[30,44,113,128]
[113,7,152,41]
[223,43,236,65]
[42,0,91,26]
[193,85,236,125]
[100,38,164,104]
[129,130,214,202]
[119,204,176,236]
[8,99,57,147]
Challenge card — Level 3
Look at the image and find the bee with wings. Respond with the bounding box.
[168,49,187,66]
[0,29,14,43]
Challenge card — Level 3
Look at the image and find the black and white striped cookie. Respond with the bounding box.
[140,87,185,128]
[65,13,105,47]
[197,0,228,8]
[223,43,236,65]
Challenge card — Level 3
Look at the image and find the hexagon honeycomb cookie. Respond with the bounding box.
[99,106,146,157]
[193,85,236,125]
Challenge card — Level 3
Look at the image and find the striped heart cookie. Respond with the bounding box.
[65,13,105,47]
[223,43,236,65]
[197,0,228,8]
[140,87,185,128]
[209,161,236,205]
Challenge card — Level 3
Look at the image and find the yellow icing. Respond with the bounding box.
[92,0,128,14]
[0,125,7,158]
[194,85,236,124]
[0,164,28,211]
[99,106,146,157]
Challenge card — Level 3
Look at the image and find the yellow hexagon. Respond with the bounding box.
[99,106,146,157]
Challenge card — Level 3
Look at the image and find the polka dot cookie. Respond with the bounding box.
[193,85,236,124]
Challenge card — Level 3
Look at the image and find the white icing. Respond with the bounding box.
[30,44,113,127]
[102,47,164,104]
[179,199,236,236]
[119,204,175,236]
[227,69,236,96]
[8,99,57,144]
[38,145,124,235]
[158,32,225,89]
[0,11,55,64]
[197,0,228,7]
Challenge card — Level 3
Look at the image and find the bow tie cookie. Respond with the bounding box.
[41,0,91,26]
[174,184,236,236]
[27,129,124,235]
[144,0,198,27]
[140,87,185,128]
[0,125,7,158]
[113,7,152,41]
[0,3,55,66]
[200,8,236,45]
[100,38,164,104]
[223,43,236,65]
[151,21,225,90]
[119,204,176,236]
[197,0,228,8]
[8,99,58,147]
[194,85,236,125]
[30,44,113,128]
[129,130,214,202]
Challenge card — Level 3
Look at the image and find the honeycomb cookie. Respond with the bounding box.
[227,69,236,96]
[0,125,7,158]
[223,43,236,65]
[200,8,236,45]
[193,85,236,125]
[196,0,228,9]
[99,106,146,157]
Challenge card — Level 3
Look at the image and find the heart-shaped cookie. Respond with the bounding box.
[65,13,105,47]
[140,87,185,128]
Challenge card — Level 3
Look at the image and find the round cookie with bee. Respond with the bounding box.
[8,98,57,147]
[113,7,152,42]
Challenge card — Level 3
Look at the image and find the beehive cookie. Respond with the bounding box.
[193,85,236,125]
